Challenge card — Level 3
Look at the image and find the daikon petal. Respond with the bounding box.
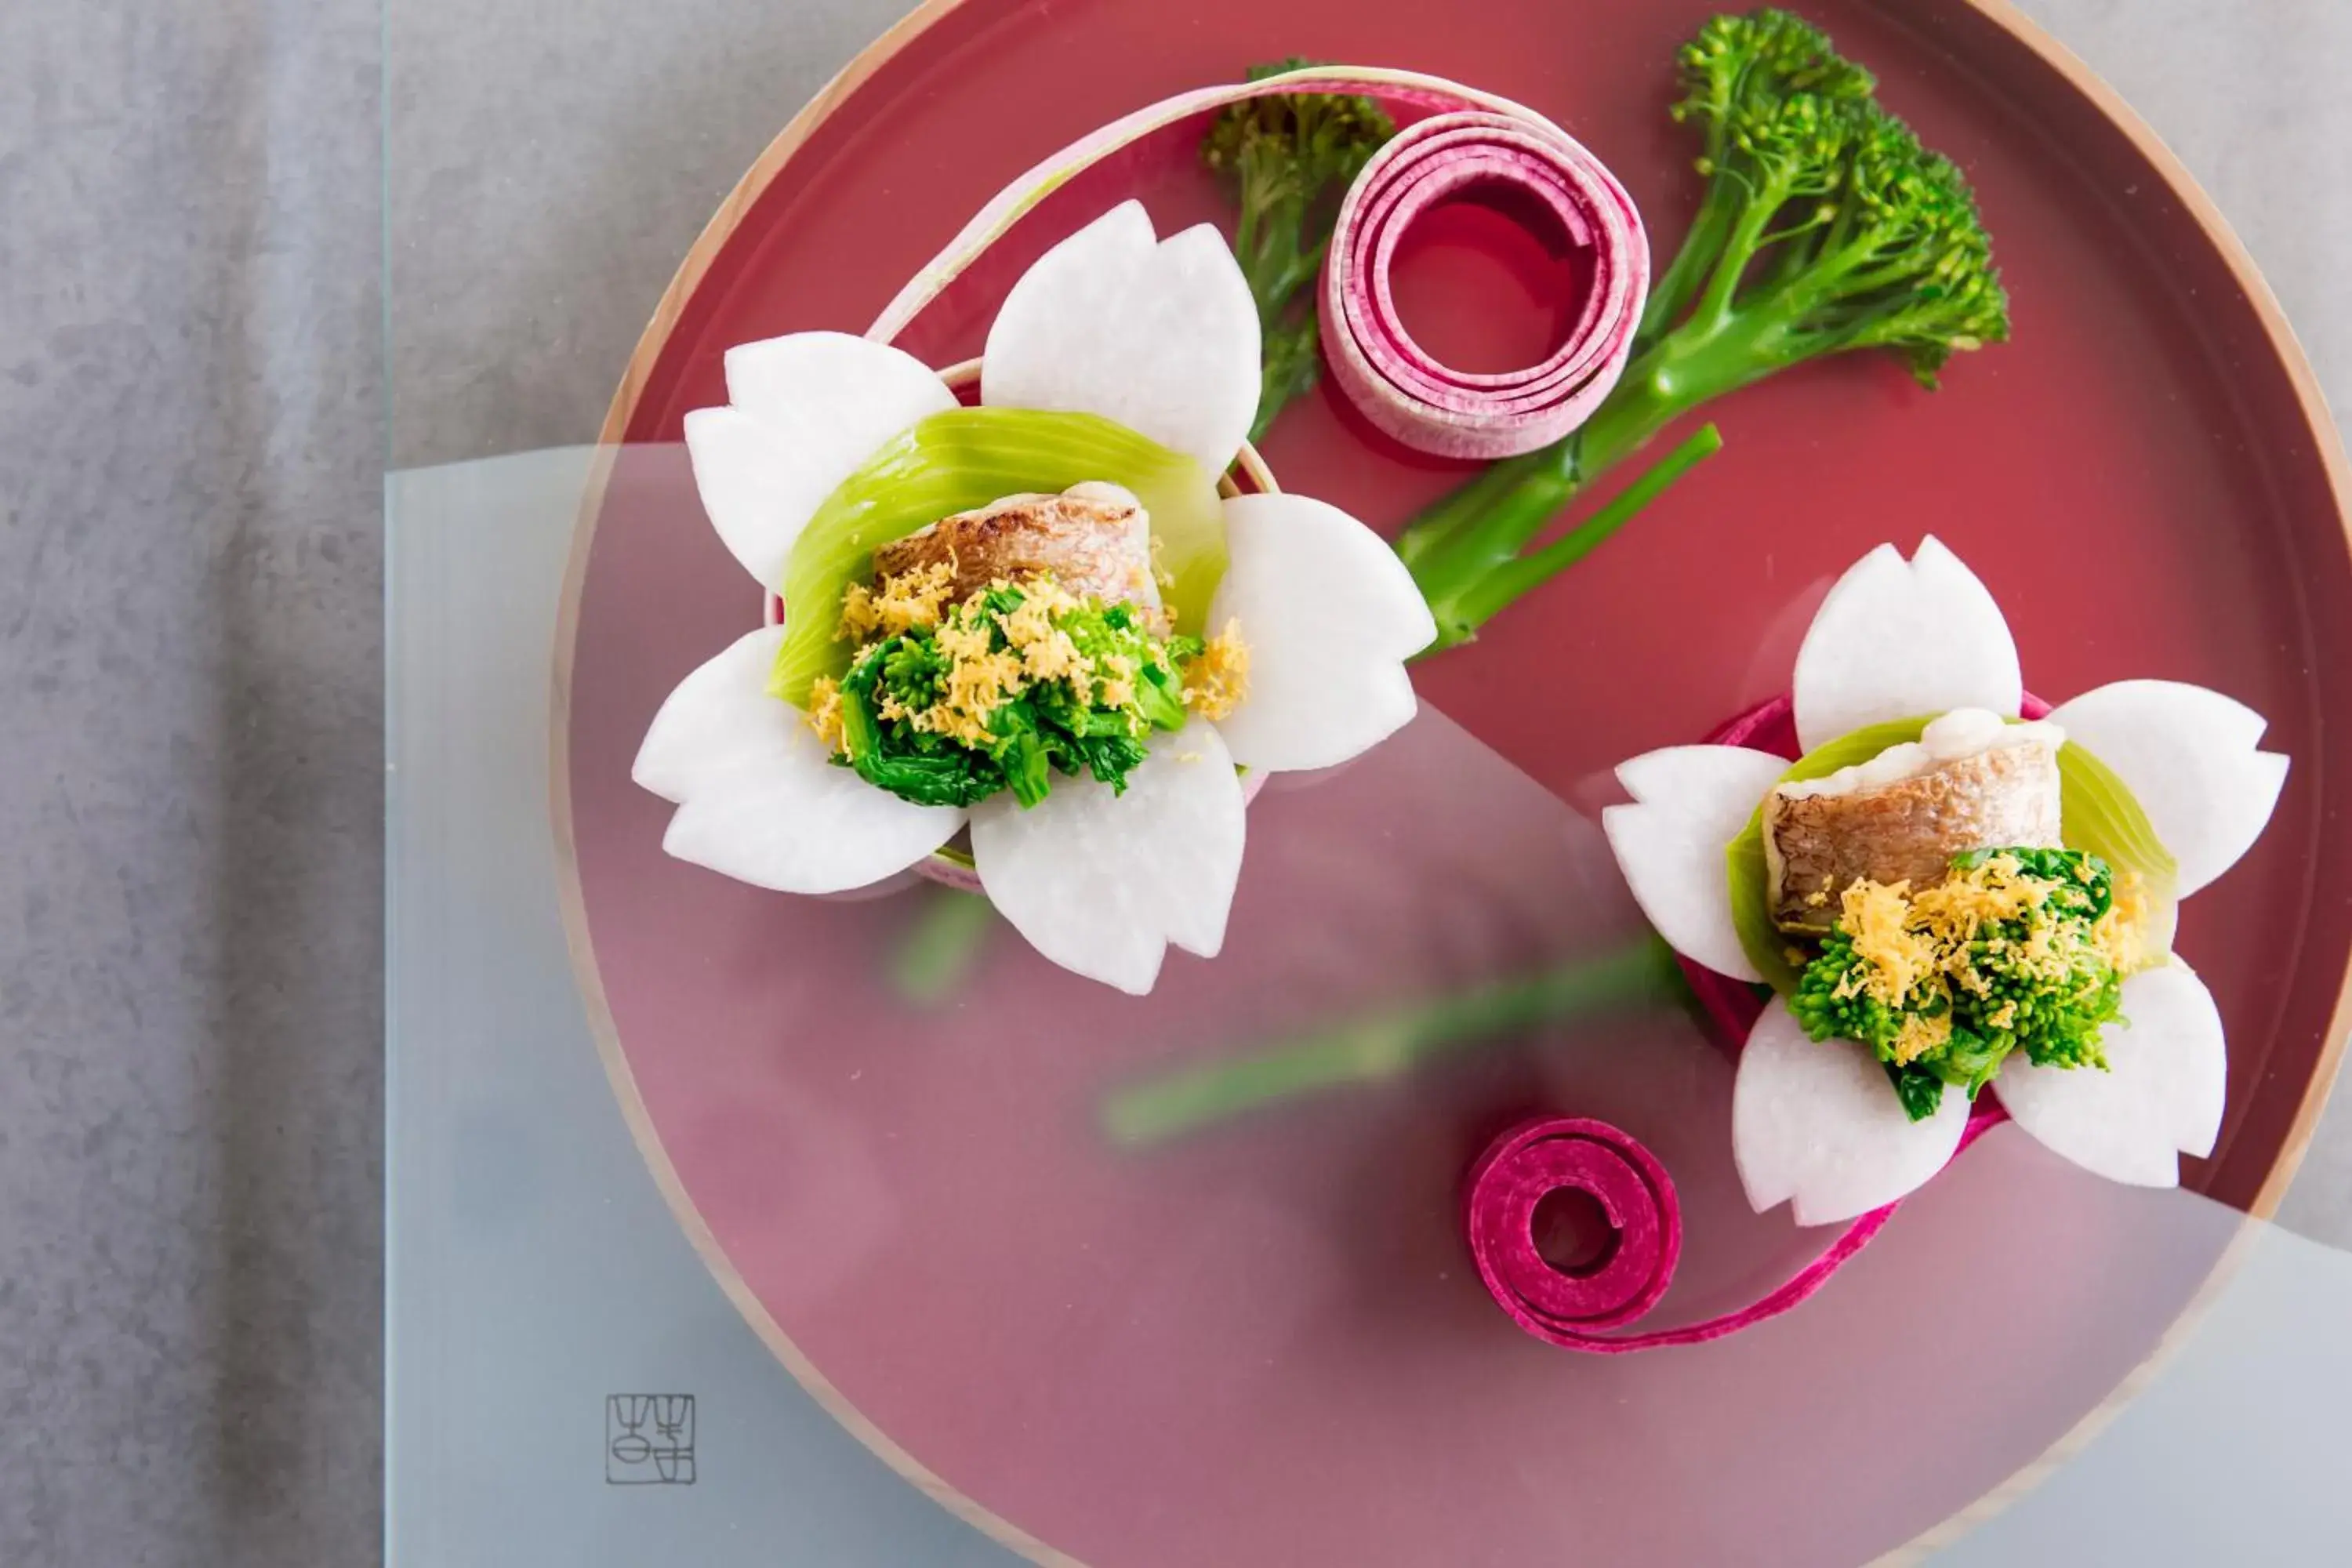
[971,718,1247,994]
[648,663,967,895]
[683,332,955,589]
[1206,492,1436,773]
[1994,964,2226,1188]
[2045,680,2288,897]
[1733,999,1971,1226]
[1602,745,1788,982]
[1791,537,2021,752]
[982,201,1259,477]
[632,626,792,803]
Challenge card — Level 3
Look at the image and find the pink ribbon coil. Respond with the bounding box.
[1319,111,1647,459]
[1464,1117,1681,1345]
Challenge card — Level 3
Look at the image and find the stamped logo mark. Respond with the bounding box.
[606,1394,696,1485]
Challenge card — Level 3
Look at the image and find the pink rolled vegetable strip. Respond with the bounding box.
[1465,1113,2000,1353]
[1465,1118,1679,1343]
[1319,111,1646,459]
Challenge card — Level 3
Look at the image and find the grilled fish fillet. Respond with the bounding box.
[872,482,1157,611]
[1764,712,2065,935]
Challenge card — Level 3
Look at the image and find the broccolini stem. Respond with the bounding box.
[1388,448,1547,572]
[1399,343,1720,649]
[1636,180,1744,351]
[1261,238,1326,318]
[1406,459,1581,633]
[1396,287,1813,648]
[1690,180,1792,334]
[1101,937,1679,1147]
[1436,423,1723,638]
[1232,189,1265,301]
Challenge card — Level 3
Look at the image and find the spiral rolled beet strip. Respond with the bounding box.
[1465,1112,2001,1352]
[1465,1118,1679,1345]
[1319,111,1646,459]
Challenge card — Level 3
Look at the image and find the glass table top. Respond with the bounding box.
[388,445,2352,1565]
[385,1,2352,1562]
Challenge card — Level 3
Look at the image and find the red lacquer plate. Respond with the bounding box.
[554,2,2352,1563]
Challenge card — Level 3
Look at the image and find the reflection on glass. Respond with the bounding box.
[888,886,997,1007]
[1100,936,1677,1146]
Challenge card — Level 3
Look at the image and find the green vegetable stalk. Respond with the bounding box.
[1101,937,1679,1146]
[1202,62,1398,442]
[1392,9,2011,648]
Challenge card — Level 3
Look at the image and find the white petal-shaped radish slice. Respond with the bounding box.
[1994,964,2226,1188]
[640,633,967,894]
[1602,745,1788,982]
[633,626,790,803]
[981,201,1260,477]
[662,750,967,896]
[1733,999,1971,1226]
[1791,536,2023,753]
[1145,723,1248,960]
[2045,680,2289,897]
[720,331,950,432]
[971,718,1247,994]
[1205,492,1438,773]
[682,332,956,589]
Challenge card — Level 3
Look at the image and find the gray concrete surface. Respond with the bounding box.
[4,1,2350,1564]
[2,3,383,1565]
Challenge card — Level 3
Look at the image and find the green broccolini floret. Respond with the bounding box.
[1396,8,2011,648]
[1644,8,2009,381]
[1201,60,1396,442]
[1791,848,2129,1123]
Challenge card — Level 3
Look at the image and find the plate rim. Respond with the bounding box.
[544,3,2352,1563]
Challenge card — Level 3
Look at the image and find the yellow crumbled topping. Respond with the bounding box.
[1890,1008,1954,1065]
[1831,853,2067,1035]
[805,675,848,753]
[998,576,1093,688]
[1183,618,1250,720]
[2095,869,2157,976]
[826,566,1178,753]
[1836,877,1941,1010]
[1798,849,2151,1086]
[1831,852,2160,1037]
[1839,855,2062,993]
[823,559,1247,768]
[924,611,1027,746]
[1097,652,1138,712]
[1149,533,1177,596]
[837,557,960,644]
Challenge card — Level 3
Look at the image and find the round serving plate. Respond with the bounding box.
[553,1,2352,1562]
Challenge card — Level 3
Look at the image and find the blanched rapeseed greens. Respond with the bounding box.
[809,567,1244,810]
[1791,848,2154,1121]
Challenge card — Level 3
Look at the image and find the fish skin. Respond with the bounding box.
[1763,740,2063,934]
[873,485,1157,610]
